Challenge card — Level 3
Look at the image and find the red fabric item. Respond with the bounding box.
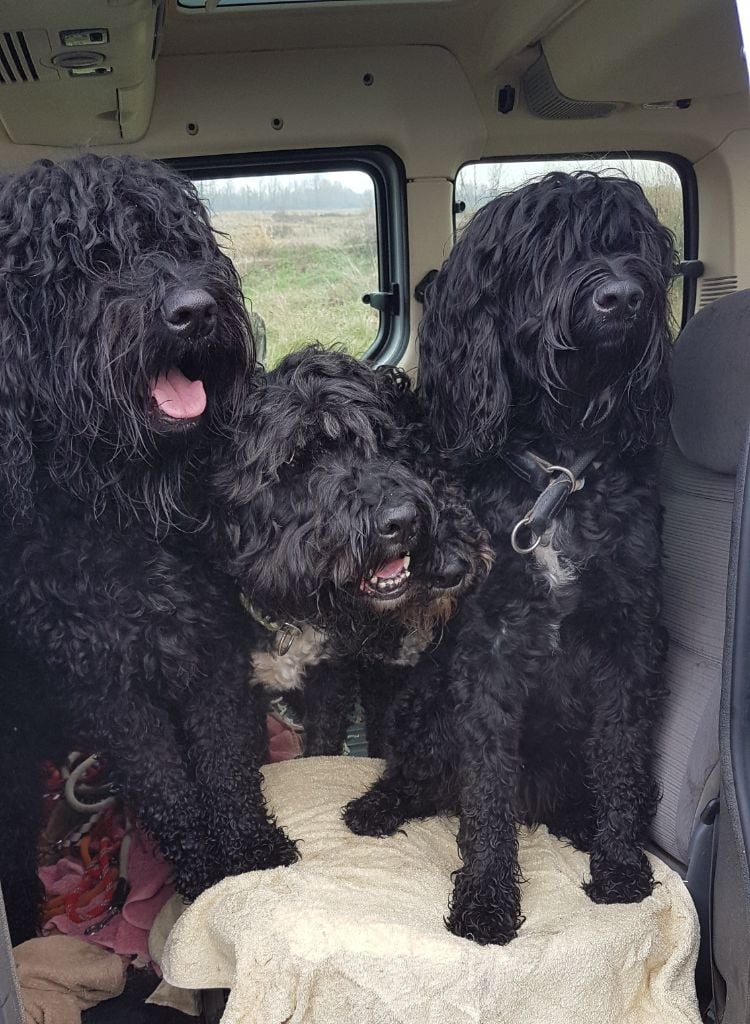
[266,712,303,762]
[40,829,173,963]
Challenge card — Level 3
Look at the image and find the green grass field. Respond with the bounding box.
[212,209,379,368]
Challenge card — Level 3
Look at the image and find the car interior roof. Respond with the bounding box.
[0,0,746,165]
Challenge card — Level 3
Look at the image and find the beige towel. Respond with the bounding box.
[162,757,701,1024]
[14,935,127,1024]
[146,895,200,1016]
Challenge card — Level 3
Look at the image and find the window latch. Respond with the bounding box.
[678,259,704,279]
[362,284,400,315]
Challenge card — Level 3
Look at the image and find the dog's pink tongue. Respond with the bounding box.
[374,556,406,579]
[152,369,206,419]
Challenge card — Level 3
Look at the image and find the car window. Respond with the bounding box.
[196,170,379,367]
[455,157,686,327]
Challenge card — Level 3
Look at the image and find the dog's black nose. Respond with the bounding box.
[592,278,643,316]
[377,502,418,543]
[432,557,465,591]
[162,288,217,337]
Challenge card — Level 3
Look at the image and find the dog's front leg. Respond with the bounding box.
[180,676,299,878]
[581,686,659,905]
[300,658,357,756]
[447,650,525,946]
[344,658,459,836]
[90,698,227,901]
[358,658,400,759]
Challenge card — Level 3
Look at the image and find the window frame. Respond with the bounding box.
[453,151,698,327]
[169,145,409,365]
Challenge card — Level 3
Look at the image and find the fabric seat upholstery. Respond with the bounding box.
[652,289,750,867]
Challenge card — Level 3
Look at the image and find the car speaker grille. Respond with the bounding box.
[699,276,738,307]
[0,31,39,83]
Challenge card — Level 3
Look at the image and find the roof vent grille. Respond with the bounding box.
[523,49,620,120]
[0,31,39,84]
[699,276,738,307]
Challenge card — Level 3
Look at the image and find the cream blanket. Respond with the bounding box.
[162,757,701,1024]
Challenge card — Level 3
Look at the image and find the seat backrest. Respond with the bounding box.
[653,289,750,866]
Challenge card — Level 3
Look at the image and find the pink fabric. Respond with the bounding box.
[40,830,173,963]
[267,712,303,762]
[37,715,299,964]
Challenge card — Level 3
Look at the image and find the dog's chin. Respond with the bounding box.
[556,311,651,394]
[594,315,642,351]
[150,405,206,436]
[359,585,414,614]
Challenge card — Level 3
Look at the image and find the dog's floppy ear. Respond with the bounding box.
[417,231,511,458]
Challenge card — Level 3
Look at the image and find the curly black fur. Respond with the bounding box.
[346,172,676,945]
[218,345,493,756]
[0,154,297,946]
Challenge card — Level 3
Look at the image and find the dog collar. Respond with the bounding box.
[239,593,304,656]
[502,447,600,555]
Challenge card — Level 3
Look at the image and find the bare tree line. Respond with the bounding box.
[197,175,373,213]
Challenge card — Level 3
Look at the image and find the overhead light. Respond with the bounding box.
[51,50,105,70]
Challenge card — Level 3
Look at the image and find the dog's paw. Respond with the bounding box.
[343,789,407,837]
[583,855,654,904]
[220,825,300,878]
[447,869,523,946]
[250,827,300,870]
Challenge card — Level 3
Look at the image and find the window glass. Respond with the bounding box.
[196,170,379,368]
[455,157,685,325]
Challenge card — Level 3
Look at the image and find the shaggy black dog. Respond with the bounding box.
[0,154,297,946]
[345,171,677,945]
[218,345,493,758]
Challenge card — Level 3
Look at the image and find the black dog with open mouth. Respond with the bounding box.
[346,171,677,945]
[219,345,493,757]
[0,154,297,945]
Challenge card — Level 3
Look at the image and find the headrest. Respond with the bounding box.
[671,289,750,475]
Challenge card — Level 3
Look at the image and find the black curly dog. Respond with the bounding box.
[217,346,492,758]
[0,154,298,945]
[346,172,677,945]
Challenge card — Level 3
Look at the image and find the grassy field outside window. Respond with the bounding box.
[199,171,379,368]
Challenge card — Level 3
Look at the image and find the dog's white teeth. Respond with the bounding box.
[371,569,410,593]
[369,575,379,585]
[402,553,411,570]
